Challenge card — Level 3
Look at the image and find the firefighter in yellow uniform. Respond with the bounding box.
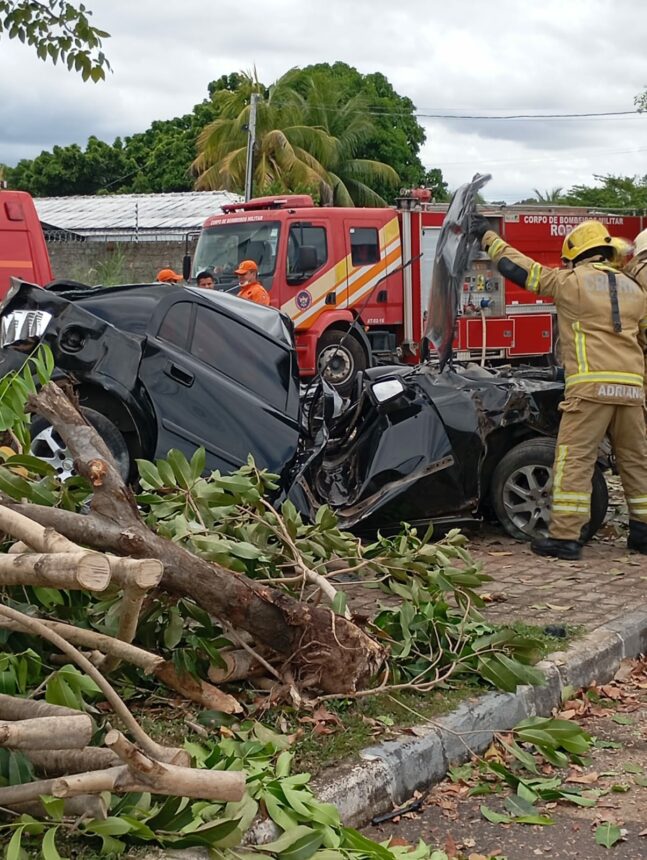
[625,228,647,400]
[470,216,647,560]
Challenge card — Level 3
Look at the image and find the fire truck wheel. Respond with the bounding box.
[490,437,608,543]
[31,408,130,482]
[316,330,367,395]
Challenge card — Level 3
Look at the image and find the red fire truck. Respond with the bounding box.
[0,189,53,298]
[189,195,645,391]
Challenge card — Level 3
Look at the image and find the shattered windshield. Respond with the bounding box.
[423,173,491,370]
[192,221,281,287]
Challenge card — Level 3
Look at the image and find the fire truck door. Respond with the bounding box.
[343,220,384,312]
[284,220,337,327]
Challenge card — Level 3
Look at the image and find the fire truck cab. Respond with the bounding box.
[0,189,53,299]
[189,194,644,390]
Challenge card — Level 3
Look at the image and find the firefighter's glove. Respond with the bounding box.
[468,214,491,243]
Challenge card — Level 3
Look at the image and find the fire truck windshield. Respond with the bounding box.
[193,221,280,288]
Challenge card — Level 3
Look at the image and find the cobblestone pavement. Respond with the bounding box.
[341,518,647,633]
[469,525,645,629]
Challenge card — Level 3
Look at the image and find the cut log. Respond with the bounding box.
[0,617,237,712]
[0,617,163,673]
[23,747,120,776]
[7,794,107,820]
[155,661,242,714]
[0,693,79,720]
[0,552,111,591]
[0,604,188,766]
[0,505,79,554]
[0,715,92,750]
[99,557,164,673]
[208,649,265,683]
[47,763,246,802]
[13,382,386,694]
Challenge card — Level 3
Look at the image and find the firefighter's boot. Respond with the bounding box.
[530,537,582,560]
[627,520,647,554]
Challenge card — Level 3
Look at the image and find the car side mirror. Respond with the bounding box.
[370,377,406,408]
[182,254,192,281]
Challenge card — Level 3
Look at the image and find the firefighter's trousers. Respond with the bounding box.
[550,398,647,541]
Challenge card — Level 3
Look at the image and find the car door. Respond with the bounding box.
[138,295,301,476]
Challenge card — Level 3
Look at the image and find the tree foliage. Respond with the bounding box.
[0,0,110,81]
[560,174,647,211]
[193,68,401,206]
[5,64,447,204]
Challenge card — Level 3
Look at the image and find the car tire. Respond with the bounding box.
[490,437,608,542]
[316,330,367,396]
[31,407,131,482]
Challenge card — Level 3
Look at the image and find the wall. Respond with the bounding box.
[46,239,195,285]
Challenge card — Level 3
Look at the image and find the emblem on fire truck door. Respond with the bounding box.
[296,291,312,310]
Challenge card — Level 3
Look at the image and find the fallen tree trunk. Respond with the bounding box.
[0,715,93,750]
[8,383,385,694]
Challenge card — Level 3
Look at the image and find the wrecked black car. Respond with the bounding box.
[0,277,609,542]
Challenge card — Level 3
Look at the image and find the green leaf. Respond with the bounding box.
[41,827,65,860]
[136,459,164,489]
[340,827,396,859]
[6,825,25,860]
[263,791,299,832]
[504,795,537,818]
[163,605,185,650]
[260,825,315,853]
[167,449,194,489]
[331,591,347,616]
[190,447,206,480]
[513,814,554,826]
[45,675,81,710]
[595,822,622,848]
[279,829,324,860]
[611,714,633,726]
[39,796,64,821]
[480,804,512,824]
[8,751,34,785]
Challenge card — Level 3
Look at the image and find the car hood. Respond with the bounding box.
[422,173,491,369]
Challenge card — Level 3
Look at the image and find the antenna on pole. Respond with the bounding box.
[244,92,259,202]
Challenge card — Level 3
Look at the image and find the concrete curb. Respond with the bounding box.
[310,603,647,828]
[144,605,647,857]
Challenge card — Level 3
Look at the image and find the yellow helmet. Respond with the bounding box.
[561,220,621,262]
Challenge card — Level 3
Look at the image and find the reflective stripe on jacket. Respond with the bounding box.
[482,230,647,405]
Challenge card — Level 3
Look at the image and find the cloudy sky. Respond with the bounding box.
[1,0,646,202]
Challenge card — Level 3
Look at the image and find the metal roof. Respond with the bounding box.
[34,191,243,237]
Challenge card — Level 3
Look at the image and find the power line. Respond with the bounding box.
[434,145,647,168]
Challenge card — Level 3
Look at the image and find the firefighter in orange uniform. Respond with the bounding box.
[470,216,647,560]
[234,260,270,306]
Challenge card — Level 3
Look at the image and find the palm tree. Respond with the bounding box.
[532,187,564,204]
[192,71,399,206]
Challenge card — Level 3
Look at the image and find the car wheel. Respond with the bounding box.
[316,330,367,396]
[490,437,608,542]
[31,407,131,481]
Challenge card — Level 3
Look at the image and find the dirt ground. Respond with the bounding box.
[365,658,647,860]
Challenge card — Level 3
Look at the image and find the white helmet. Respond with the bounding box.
[634,228,647,258]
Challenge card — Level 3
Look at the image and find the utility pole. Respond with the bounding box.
[244,92,259,202]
